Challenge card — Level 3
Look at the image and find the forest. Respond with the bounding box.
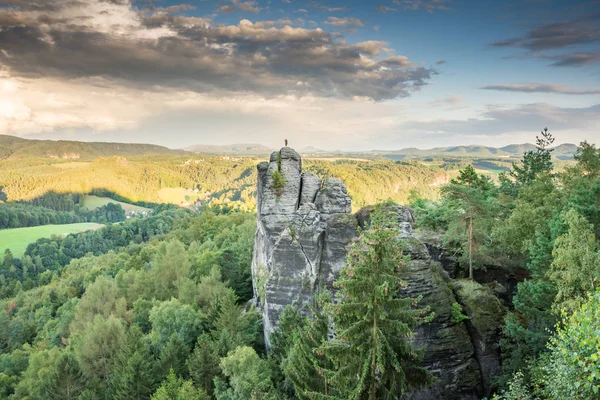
[0,193,127,230]
[0,133,598,399]
[0,154,460,212]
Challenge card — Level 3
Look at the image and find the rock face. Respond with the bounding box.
[251,148,504,399]
[252,147,352,342]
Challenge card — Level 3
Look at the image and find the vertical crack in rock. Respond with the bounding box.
[250,148,504,400]
[452,280,505,398]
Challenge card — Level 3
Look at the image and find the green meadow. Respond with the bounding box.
[82,195,150,213]
[0,223,104,258]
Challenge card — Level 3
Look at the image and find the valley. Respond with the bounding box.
[0,135,597,400]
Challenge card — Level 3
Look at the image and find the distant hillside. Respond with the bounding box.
[185,143,274,155]
[552,143,579,160]
[0,135,188,160]
[443,146,509,157]
[499,143,537,155]
[366,142,577,160]
[299,146,326,153]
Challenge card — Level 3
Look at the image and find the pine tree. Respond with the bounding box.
[109,325,159,400]
[47,352,85,400]
[268,305,303,397]
[574,140,600,176]
[441,175,498,279]
[152,369,209,400]
[187,334,221,395]
[283,294,333,399]
[160,334,190,378]
[510,127,555,187]
[321,203,434,400]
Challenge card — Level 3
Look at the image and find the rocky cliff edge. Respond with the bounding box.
[251,147,504,399]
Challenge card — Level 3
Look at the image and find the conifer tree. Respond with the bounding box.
[187,334,221,395]
[47,352,86,400]
[269,305,303,397]
[509,127,555,188]
[152,369,209,400]
[442,166,499,278]
[109,325,159,400]
[321,203,434,400]
[283,293,334,399]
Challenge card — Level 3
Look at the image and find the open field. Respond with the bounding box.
[0,223,105,258]
[82,195,150,212]
[158,188,202,205]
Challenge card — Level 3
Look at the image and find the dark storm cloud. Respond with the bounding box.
[0,0,435,101]
[492,13,600,67]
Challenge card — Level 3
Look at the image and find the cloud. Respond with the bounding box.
[492,13,600,67]
[376,5,397,12]
[324,16,364,29]
[397,103,600,139]
[0,70,413,149]
[162,4,196,13]
[392,0,451,12]
[309,2,348,12]
[219,0,260,13]
[2,68,597,150]
[429,95,468,109]
[482,83,600,95]
[546,52,600,67]
[492,13,600,51]
[0,0,435,104]
[435,60,446,65]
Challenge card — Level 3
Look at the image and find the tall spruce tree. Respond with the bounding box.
[321,203,433,400]
[283,293,334,399]
[109,325,159,400]
[47,352,86,400]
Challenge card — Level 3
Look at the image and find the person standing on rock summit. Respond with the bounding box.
[284,139,288,147]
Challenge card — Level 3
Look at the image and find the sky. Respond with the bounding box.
[0,0,599,151]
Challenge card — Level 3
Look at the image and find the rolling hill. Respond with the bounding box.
[1,135,579,162]
[184,143,274,155]
[0,135,189,160]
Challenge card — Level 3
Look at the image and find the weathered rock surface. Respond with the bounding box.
[251,147,504,399]
[453,279,505,398]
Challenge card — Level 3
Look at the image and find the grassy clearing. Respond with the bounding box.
[158,188,201,205]
[0,223,104,258]
[82,195,150,212]
[52,162,91,169]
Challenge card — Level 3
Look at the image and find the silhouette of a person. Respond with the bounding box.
[285,139,288,147]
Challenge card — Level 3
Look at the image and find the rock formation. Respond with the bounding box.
[251,147,504,399]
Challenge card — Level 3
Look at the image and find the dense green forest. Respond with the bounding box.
[0,133,597,399]
[0,135,187,160]
[0,192,126,229]
[0,206,259,399]
[0,155,456,211]
[410,133,600,399]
